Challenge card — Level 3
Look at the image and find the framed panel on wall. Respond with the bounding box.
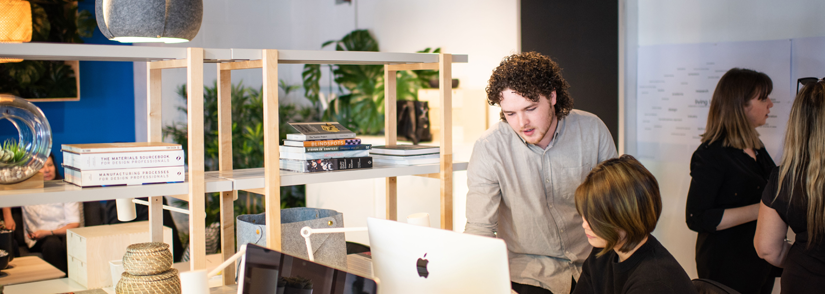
[0,60,80,102]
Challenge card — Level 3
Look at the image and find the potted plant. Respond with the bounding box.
[302,29,442,137]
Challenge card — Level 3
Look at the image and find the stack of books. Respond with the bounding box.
[62,142,186,187]
[279,122,373,173]
[370,145,440,165]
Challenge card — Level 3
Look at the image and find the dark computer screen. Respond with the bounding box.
[240,243,378,294]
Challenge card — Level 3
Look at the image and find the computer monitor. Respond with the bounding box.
[238,243,378,294]
[366,217,511,294]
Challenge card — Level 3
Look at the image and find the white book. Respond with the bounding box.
[64,166,185,187]
[280,150,369,160]
[370,145,440,156]
[63,150,185,170]
[371,153,440,160]
[62,142,182,154]
[373,155,441,165]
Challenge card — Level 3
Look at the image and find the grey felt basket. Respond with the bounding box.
[237,207,346,269]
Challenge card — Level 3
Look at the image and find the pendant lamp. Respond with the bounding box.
[96,0,202,44]
[0,0,33,63]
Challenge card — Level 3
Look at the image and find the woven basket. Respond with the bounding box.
[123,242,173,276]
[116,268,180,294]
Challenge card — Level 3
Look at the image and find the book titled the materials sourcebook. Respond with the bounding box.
[287,122,356,140]
[64,166,186,187]
[63,149,185,170]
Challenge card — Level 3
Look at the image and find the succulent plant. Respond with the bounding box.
[0,139,26,164]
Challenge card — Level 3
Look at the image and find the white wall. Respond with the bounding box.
[629,0,825,284]
[134,0,517,141]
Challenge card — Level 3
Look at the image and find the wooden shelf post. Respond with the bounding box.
[262,49,282,251]
[384,64,398,221]
[217,63,236,285]
[187,47,207,271]
[147,59,165,243]
[439,53,454,230]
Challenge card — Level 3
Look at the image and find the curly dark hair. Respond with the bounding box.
[486,52,573,121]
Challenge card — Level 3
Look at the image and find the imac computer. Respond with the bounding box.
[367,217,511,294]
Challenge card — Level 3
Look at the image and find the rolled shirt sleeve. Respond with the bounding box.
[685,148,726,233]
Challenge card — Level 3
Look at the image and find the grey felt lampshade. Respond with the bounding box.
[95,0,203,43]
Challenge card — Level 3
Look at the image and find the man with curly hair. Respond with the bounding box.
[465,52,617,294]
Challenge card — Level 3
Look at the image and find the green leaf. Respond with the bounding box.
[301,64,321,105]
[30,3,51,42]
[76,9,95,38]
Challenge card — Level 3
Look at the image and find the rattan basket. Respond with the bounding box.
[116,268,180,294]
[123,242,173,276]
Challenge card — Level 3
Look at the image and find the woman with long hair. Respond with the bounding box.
[755,78,825,292]
[685,68,778,293]
[573,155,695,294]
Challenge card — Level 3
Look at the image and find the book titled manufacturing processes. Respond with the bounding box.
[287,122,356,140]
[279,144,372,153]
[63,149,185,170]
[64,166,186,187]
[279,157,373,173]
[283,138,362,147]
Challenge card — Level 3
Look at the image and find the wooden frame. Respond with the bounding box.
[0,42,467,289]
[146,48,207,271]
[0,61,81,102]
[211,53,456,283]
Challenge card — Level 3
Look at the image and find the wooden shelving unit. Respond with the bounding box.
[0,42,468,287]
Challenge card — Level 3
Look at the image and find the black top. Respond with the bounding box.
[685,140,776,293]
[762,167,825,293]
[572,235,697,294]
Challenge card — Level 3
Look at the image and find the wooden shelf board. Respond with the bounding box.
[0,172,232,207]
[0,162,468,207]
[0,43,467,64]
[0,42,187,61]
[219,162,469,189]
[232,49,468,64]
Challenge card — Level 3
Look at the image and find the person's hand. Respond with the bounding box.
[29,229,52,240]
[3,218,15,231]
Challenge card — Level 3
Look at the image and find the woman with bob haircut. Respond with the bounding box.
[573,155,696,294]
[685,68,778,293]
[755,78,825,293]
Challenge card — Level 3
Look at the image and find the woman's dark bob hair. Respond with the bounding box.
[575,155,662,257]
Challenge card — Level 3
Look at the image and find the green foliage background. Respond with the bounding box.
[163,81,313,225]
[302,29,441,135]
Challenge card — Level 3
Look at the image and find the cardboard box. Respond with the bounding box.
[67,221,173,289]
